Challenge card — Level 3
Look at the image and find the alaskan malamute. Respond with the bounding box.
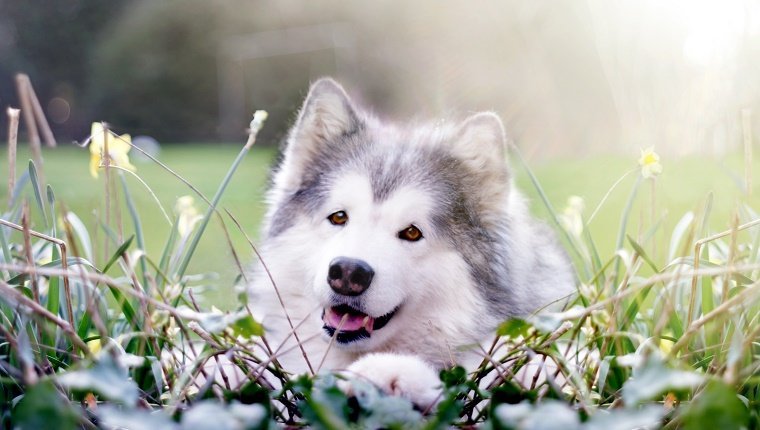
[248,78,574,408]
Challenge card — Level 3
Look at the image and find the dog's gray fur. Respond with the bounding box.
[248,78,574,405]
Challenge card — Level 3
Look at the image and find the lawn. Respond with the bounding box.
[1,143,756,307]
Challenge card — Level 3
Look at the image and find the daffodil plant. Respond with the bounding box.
[89,122,136,178]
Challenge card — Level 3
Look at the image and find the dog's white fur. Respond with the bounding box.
[247,79,574,408]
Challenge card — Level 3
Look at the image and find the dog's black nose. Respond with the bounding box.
[327,257,374,296]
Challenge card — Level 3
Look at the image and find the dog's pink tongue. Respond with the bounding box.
[325,307,373,332]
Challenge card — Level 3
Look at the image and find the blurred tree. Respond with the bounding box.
[88,0,222,142]
[0,0,133,140]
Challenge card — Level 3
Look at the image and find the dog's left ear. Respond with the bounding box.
[278,78,362,190]
[452,112,509,177]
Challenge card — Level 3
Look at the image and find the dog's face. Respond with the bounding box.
[261,79,513,351]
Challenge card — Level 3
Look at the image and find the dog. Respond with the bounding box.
[247,78,575,409]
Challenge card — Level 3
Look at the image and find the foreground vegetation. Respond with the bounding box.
[2,121,760,428]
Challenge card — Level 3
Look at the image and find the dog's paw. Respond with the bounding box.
[340,353,441,411]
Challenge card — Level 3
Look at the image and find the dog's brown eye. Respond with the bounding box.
[328,211,349,225]
[398,225,423,242]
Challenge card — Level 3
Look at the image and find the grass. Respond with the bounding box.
[2,132,760,429]
[1,144,754,300]
[0,144,276,308]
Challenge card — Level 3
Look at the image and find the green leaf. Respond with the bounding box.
[99,405,178,430]
[497,318,531,338]
[492,400,580,430]
[57,356,139,405]
[12,380,80,430]
[439,366,467,389]
[231,314,264,339]
[621,358,703,406]
[680,381,749,430]
[180,401,268,430]
[585,405,663,430]
[298,384,352,430]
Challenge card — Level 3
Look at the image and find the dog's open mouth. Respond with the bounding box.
[322,304,398,343]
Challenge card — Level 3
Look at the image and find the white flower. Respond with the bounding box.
[638,147,663,179]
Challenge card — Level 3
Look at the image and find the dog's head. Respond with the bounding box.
[260,78,514,351]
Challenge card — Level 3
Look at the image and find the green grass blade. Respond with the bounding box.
[5,257,97,286]
[28,160,49,228]
[157,215,179,288]
[42,245,61,348]
[613,175,642,287]
[627,235,659,273]
[582,217,603,279]
[119,174,149,290]
[0,226,12,277]
[175,143,255,289]
[102,235,135,274]
[46,185,56,237]
[8,170,30,209]
[512,148,587,276]
[668,212,695,262]
[65,212,94,263]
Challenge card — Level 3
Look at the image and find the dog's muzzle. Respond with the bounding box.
[322,257,398,343]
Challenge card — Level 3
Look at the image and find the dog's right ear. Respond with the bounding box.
[279,78,361,189]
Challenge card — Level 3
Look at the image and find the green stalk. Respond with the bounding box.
[174,112,267,303]
[513,148,588,278]
[613,175,642,288]
[119,173,149,290]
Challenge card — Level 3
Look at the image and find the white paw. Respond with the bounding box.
[340,353,442,411]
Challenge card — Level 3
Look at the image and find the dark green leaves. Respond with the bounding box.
[12,381,80,430]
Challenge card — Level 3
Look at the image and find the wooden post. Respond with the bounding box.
[24,76,57,148]
[15,74,40,148]
[14,74,46,185]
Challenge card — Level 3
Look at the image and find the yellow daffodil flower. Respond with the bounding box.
[638,147,663,179]
[89,122,135,178]
[175,195,202,237]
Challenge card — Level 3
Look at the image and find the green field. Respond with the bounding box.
[1,143,757,307]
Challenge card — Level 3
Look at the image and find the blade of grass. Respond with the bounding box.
[28,160,49,229]
[0,226,11,278]
[102,235,134,274]
[512,147,587,277]
[157,215,179,288]
[613,175,642,287]
[119,174,149,290]
[65,212,94,263]
[42,244,61,348]
[8,171,30,209]
[174,112,267,292]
